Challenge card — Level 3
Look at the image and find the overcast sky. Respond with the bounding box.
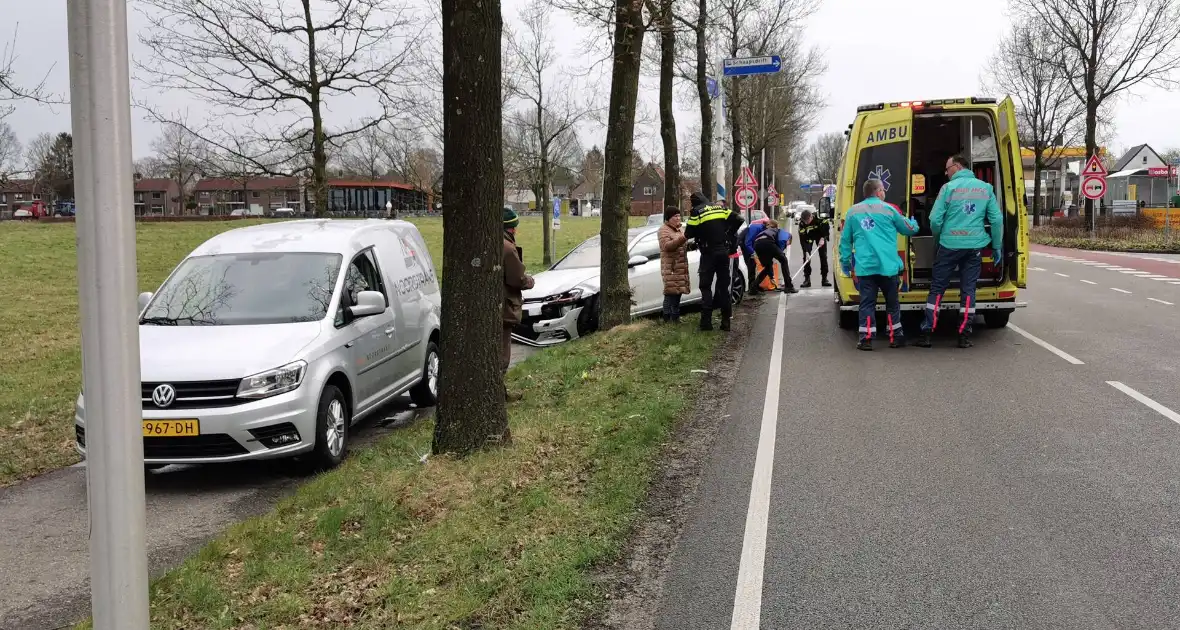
[3,0,1179,163]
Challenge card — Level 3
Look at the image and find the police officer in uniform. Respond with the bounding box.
[797,209,831,288]
[686,191,744,331]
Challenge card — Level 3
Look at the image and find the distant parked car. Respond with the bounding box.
[12,209,33,219]
[272,208,297,218]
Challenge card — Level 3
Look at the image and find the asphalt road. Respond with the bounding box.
[654,242,1180,629]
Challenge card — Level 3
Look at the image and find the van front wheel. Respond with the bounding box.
[983,311,1011,329]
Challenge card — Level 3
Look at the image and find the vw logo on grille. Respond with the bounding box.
[152,384,177,408]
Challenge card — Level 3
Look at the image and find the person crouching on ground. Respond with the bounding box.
[838,179,919,351]
[658,206,690,323]
[750,220,799,294]
[502,208,534,400]
[737,214,770,292]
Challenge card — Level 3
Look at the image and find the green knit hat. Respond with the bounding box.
[502,207,520,229]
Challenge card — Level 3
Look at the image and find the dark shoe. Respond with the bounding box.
[958,334,973,348]
[889,336,905,349]
[801,279,812,289]
[672,315,681,324]
[719,317,731,332]
[821,277,832,287]
[856,339,873,351]
[699,315,713,331]
[914,333,932,348]
[783,285,799,294]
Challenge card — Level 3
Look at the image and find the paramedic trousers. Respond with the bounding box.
[921,246,982,335]
[699,250,732,318]
[753,238,793,289]
[801,240,829,279]
[857,274,903,342]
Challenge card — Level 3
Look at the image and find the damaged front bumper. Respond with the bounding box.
[511,301,586,347]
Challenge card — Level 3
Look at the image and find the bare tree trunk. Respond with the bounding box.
[729,81,743,217]
[658,0,679,210]
[541,156,553,266]
[1032,150,1044,227]
[433,0,509,455]
[302,0,329,217]
[599,0,645,331]
[695,0,712,200]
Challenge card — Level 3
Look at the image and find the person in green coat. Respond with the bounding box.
[916,155,1004,349]
[839,178,919,351]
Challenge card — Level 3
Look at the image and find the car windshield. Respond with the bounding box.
[647,214,663,225]
[140,252,343,326]
[553,235,601,270]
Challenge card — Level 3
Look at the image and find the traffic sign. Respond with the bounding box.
[722,55,782,77]
[734,187,757,210]
[706,76,720,100]
[1083,154,1108,177]
[1082,175,1107,200]
[735,166,759,188]
[766,184,778,203]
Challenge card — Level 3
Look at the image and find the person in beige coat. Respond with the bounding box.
[658,206,690,323]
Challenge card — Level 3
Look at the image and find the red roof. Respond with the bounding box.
[194,177,301,192]
[134,178,176,192]
[327,178,415,191]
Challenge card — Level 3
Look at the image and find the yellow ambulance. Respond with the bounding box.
[831,97,1029,330]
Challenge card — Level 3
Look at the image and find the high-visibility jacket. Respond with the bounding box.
[930,169,1004,251]
[838,197,919,277]
[686,202,743,255]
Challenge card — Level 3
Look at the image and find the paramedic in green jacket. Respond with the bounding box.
[916,155,1004,349]
[839,178,919,351]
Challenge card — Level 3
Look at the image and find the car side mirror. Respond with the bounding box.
[628,255,649,268]
[137,292,153,313]
[348,290,386,318]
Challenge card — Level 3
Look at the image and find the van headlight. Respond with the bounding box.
[237,361,307,399]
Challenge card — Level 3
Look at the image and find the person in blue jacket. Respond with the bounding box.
[738,216,770,291]
[839,178,919,351]
[749,219,798,293]
[915,154,1004,349]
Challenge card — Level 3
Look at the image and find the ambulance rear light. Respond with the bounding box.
[999,290,1016,299]
[857,103,885,112]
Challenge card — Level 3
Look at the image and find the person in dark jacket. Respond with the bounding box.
[502,208,534,399]
[685,191,744,331]
[750,220,798,293]
[797,209,831,288]
[737,216,769,292]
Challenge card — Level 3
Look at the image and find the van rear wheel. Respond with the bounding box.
[409,341,440,407]
[983,311,1011,329]
[838,309,858,330]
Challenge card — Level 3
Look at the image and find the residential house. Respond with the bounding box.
[133,178,181,216]
[631,163,665,216]
[1105,144,1176,207]
[0,179,39,218]
[194,177,302,215]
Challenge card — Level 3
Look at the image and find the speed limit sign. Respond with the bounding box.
[735,186,757,210]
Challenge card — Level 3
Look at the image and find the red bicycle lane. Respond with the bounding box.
[1030,244,1180,279]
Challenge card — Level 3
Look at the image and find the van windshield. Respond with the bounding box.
[140,252,343,326]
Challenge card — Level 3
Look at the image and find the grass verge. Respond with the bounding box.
[0,216,642,487]
[1030,232,1180,253]
[75,320,719,629]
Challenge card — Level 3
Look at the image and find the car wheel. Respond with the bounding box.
[983,311,1010,329]
[409,341,440,407]
[730,268,746,306]
[838,308,858,330]
[306,384,349,471]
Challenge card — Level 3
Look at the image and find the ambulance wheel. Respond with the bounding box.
[983,311,1010,329]
[838,309,858,330]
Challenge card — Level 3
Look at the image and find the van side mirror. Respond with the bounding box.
[137,292,153,313]
[348,290,386,318]
[628,255,648,268]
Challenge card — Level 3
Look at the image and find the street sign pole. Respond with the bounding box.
[759,148,766,217]
[66,1,150,629]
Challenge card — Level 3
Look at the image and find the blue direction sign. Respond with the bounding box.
[722,55,782,77]
[706,76,720,99]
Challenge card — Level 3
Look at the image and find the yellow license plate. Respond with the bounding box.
[142,419,200,437]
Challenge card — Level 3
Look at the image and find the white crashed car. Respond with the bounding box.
[512,225,749,346]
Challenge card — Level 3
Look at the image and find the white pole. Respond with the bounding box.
[66,1,150,628]
[759,147,766,216]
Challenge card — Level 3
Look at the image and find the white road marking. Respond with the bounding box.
[1080,279,1098,285]
[1111,287,1132,294]
[1151,277,1176,281]
[1008,324,1085,365]
[1054,272,1070,277]
[1148,298,1174,305]
[1140,274,1168,279]
[1171,281,1180,285]
[730,293,786,630]
[1120,270,1152,275]
[1107,381,1180,426]
[1030,266,1047,271]
[1109,267,1136,271]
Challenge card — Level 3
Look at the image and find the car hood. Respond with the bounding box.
[524,267,601,300]
[139,322,324,381]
